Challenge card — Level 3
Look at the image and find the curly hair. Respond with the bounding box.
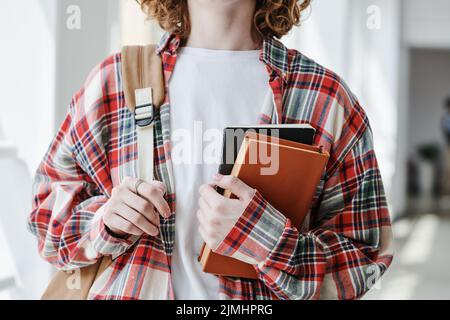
[139,0,311,40]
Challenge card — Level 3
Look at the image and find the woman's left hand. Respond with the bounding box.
[197,174,256,251]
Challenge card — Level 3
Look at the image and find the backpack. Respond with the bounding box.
[41,45,165,300]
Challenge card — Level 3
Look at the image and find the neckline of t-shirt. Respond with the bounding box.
[178,46,262,59]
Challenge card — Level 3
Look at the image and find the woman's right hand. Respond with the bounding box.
[102,177,172,238]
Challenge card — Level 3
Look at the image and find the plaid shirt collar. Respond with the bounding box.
[156,32,290,82]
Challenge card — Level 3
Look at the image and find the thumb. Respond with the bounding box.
[212,174,254,200]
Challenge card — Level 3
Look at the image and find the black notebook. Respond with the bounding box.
[217,124,316,193]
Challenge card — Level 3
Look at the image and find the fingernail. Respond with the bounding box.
[213,173,223,181]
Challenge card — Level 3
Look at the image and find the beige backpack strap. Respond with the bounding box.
[120,45,170,300]
[121,44,165,112]
[121,45,165,183]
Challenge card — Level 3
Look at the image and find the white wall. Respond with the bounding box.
[120,0,164,46]
[54,0,120,128]
[404,0,450,49]
[283,0,351,77]
[0,0,57,173]
[0,0,58,299]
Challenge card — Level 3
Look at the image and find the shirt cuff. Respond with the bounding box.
[88,204,140,260]
[214,190,287,266]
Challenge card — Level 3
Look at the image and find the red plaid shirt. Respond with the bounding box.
[28,32,393,300]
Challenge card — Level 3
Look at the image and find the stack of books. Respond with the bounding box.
[198,125,330,279]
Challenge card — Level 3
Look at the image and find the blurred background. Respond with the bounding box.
[0,0,449,299]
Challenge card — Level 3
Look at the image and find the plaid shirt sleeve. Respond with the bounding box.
[27,56,138,271]
[214,125,393,300]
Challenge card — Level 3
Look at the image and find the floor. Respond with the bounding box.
[364,208,450,300]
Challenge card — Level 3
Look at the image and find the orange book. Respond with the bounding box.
[198,132,330,279]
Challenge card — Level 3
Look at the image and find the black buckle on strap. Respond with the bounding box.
[135,103,154,128]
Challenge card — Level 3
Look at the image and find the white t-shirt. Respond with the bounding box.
[169,47,270,300]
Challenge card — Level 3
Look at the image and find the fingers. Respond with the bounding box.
[103,212,144,237]
[104,177,173,239]
[199,184,224,207]
[114,202,159,236]
[123,177,166,195]
[198,197,210,212]
[197,214,220,252]
[197,176,257,253]
[119,188,160,227]
[140,183,172,218]
[198,223,209,246]
[123,177,172,218]
[211,174,255,201]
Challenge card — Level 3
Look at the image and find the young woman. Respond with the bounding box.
[28,0,393,300]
